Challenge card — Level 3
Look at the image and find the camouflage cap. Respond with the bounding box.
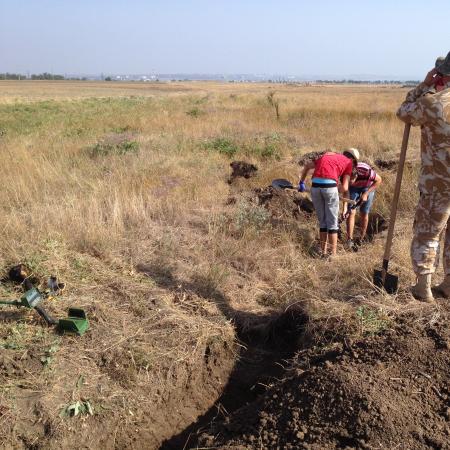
[436,51,450,76]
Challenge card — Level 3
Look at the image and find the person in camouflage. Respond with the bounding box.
[397,52,450,301]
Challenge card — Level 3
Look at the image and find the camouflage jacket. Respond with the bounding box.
[397,82,450,194]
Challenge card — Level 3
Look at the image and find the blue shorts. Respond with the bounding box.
[349,187,375,214]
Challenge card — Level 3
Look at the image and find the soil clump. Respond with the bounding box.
[255,186,314,219]
[375,158,417,171]
[297,151,326,166]
[228,161,258,183]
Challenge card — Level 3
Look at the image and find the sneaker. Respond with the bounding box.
[347,239,357,252]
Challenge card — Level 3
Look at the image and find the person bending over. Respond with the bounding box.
[298,148,359,256]
[345,159,382,250]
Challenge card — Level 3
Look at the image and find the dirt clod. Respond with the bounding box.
[228,161,258,183]
[254,186,314,220]
[374,159,417,171]
[4,264,39,286]
[297,151,326,166]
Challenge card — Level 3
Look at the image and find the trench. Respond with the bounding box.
[145,209,387,449]
[160,307,308,450]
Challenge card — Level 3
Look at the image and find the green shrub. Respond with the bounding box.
[245,133,281,160]
[254,143,280,160]
[204,138,238,157]
[112,125,133,133]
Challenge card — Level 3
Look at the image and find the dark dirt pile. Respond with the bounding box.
[297,151,326,166]
[228,161,258,183]
[198,306,450,450]
[374,158,417,171]
[255,186,314,219]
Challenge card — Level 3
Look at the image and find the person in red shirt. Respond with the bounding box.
[299,149,359,256]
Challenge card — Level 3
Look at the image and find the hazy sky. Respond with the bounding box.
[1,0,449,78]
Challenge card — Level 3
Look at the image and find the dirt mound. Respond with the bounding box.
[198,306,450,449]
[228,161,258,183]
[374,158,417,171]
[255,186,314,218]
[375,158,398,171]
[297,151,325,166]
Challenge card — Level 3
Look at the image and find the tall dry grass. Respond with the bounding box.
[0,81,422,284]
[0,82,432,325]
[0,81,440,447]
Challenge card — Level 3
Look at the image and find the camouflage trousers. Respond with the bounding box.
[411,190,450,275]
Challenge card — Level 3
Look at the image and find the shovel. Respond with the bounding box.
[373,123,411,293]
[271,178,357,205]
[341,197,363,222]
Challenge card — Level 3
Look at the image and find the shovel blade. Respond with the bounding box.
[373,269,398,294]
[272,178,294,190]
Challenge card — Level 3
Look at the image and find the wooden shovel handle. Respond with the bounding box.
[382,123,411,269]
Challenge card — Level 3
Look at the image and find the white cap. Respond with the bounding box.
[344,148,360,161]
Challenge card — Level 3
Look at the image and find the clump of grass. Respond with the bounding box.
[89,134,139,157]
[40,339,60,367]
[356,306,390,336]
[60,399,94,418]
[250,143,280,160]
[244,133,281,160]
[186,107,203,117]
[111,125,134,133]
[204,137,239,157]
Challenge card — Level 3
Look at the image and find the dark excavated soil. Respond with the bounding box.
[196,306,450,450]
[228,161,258,183]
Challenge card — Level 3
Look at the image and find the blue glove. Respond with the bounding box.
[298,181,306,192]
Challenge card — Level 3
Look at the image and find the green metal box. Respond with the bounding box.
[57,308,89,336]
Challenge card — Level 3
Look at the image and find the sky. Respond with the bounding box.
[1,0,449,79]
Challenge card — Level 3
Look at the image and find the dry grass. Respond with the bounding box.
[0,80,438,447]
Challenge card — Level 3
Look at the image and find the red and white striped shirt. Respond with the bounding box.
[351,162,377,188]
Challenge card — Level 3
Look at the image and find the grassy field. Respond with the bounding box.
[0,80,434,448]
